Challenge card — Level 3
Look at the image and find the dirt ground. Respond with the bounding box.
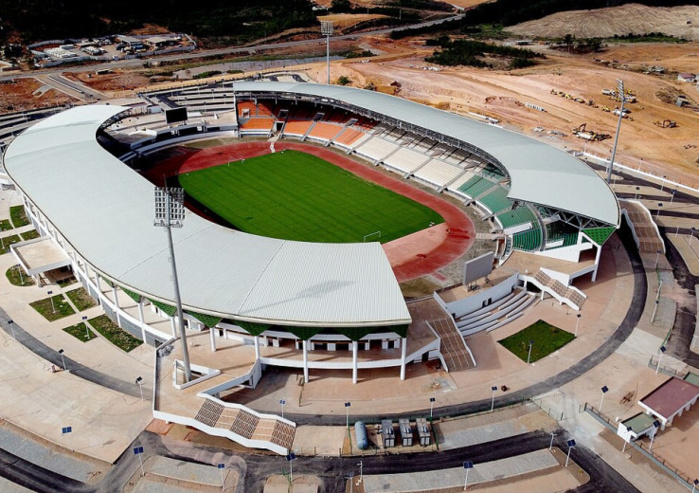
[317,13,388,30]
[304,37,699,188]
[509,4,699,41]
[66,71,151,93]
[0,78,75,112]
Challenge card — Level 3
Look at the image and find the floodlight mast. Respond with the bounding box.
[607,79,625,184]
[154,187,192,383]
[320,21,333,84]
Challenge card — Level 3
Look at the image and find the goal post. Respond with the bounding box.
[363,231,381,243]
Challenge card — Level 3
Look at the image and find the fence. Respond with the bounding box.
[647,356,686,378]
[584,402,697,491]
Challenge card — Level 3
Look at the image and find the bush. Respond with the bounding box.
[510,57,536,69]
[337,75,352,86]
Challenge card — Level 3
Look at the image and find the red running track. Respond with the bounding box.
[156,141,475,283]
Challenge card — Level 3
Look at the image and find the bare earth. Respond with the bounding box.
[509,4,699,41]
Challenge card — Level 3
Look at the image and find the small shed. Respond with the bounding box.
[678,73,696,83]
[381,419,395,448]
[398,419,413,447]
[416,418,431,446]
[638,376,699,430]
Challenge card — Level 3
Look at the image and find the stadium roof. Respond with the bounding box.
[232,82,620,226]
[4,105,410,328]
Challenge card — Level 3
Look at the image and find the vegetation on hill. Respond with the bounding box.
[426,38,544,69]
[0,0,317,44]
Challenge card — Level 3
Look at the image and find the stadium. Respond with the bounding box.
[3,80,620,454]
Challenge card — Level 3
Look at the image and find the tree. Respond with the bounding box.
[337,75,351,86]
[331,0,352,13]
[563,33,574,53]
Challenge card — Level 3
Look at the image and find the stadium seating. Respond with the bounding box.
[282,120,313,137]
[496,205,538,230]
[478,186,512,214]
[307,122,344,142]
[414,159,463,187]
[354,136,399,162]
[458,175,496,199]
[383,147,430,174]
[482,163,506,180]
[446,171,476,195]
[545,221,579,249]
[334,127,368,148]
[512,227,542,251]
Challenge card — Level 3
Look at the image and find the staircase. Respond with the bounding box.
[532,270,586,310]
[426,319,475,371]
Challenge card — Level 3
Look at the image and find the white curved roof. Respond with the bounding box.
[233,82,620,226]
[4,105,410,327]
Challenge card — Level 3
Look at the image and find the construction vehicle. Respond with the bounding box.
[572,123,610,141]
[601,105,611,112]
[602,89,614,96]
[654,119,677,128]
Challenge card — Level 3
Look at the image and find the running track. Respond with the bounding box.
[152,141,475,283]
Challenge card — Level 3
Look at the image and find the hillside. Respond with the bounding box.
[508,4,699,40]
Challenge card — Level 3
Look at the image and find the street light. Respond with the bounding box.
[320,21,333,85]
[692,479,698,493]
[549,432,557,450]
[58,349,66,371]
[656,202,663,219]
[463,461,473,489]
[654,249,662,269]
[600,385,608,414]
[490,386,497,412]
[82,315,89,339]
[136,376,144,401]
[656,345,666,375]
[649,420,660,452]
[575,314,581,337]
[670,189,676,204]
[48,290,56,313]
[61,425,74,452]
[634,186,640,200]
[344,402,351,430]
[8,319,15,340]
[357,461,363,482]
[607,79,626,184]
[280,399,286,419]
[527,340,534,364]
[218,464,225,490]
[286,452,297,485]
[565,439,576,467]
[154,187,191,383]
[651,299,660,326]
[429,396,436,420]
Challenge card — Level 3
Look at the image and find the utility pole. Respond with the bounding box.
[607,79,625,183]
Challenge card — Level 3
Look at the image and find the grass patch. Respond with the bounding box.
[88,315,142,352]
[5,265,34,286]
[0,219,12,231]
[63,322,97,342]
[20,230,40,241]
[30,294,75,322]
[0,235,21,254]
[179,150,444,244]
[9,206,30,227]
[498,319,574,363]
[65,287,97,311]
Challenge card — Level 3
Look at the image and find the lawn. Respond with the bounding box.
[30,294,75,322]
[65,287,98,311]
[0,219,12,231]
[20,230,40,241]
[0,235,21,254]
[63,322,97,342]
[179,150,444,244]
[9,206,30,227]
[498,319,575,363]
[88,315,142,352]
[5,265,34,286]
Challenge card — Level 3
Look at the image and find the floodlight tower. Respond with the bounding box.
[154,186,192,382]
[320,21,334,84]
[607,78,626,184]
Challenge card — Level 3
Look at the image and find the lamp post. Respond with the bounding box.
[622,426,633,453]
[463,461,473,490]
[575,314,581,337]
[660,175,666,192]
[565,439,576,467]
[48,290,56,313]
[320,21,333,85]
[58,349,66,371]
[82,315,89,339]
[649,420,660,452]
[549,432,557,451]
[690,227,696,248]
[656,202,663,219]
[654,249,662,269]
[634,186,640,200]
[692,479,698,493]
[8,319,15,340]
[345,402,351,430]
[429,396,436,420]
[656,346,666,375]
[357,461,363,482]
[133,446,145,476]
[600,386,608,414]
[280,399,286,419]
[651,300,660,325]
[670,189,676,204]
[218,464,225,490]
[62,426,74,452]
[136,376,144,401]
[286,452,297,485]
[527,340,534,364]
[607,79,625,184]
[490,386,497,412]
[154,187,191,383]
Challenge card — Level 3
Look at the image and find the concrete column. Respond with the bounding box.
[209,327,217,352]
[95,273,102,296]
[400,337,407,381]
[352,340,358,384]
[111,285,120,325]
[591,245,603,282]
[137,298,146,341]
[302,340,309,384]
[254,335,260,360]
[170,317,177,338]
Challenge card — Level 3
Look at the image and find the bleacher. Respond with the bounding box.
[414,159,463,187]
[545,221,580,249]
[334,127,368,149]
[482,163,506,180]
[383,147,430,174]
[458,175,496,199]
[496,205,538,230]
[282,120,313,137]
[354,136,399,162]
[447,171,476,194]
[307,121,343,142]
[512,227,543,251]
[478,186,512,214]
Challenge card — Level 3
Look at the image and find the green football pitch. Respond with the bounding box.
[179,150,444,243]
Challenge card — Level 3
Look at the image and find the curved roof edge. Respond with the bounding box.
[4,105,411,328]
[232,81,620,226]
